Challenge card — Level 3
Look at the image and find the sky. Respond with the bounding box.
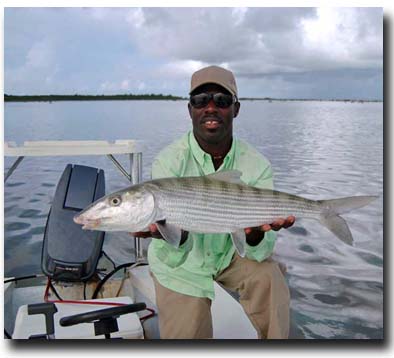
[4,6,383,100]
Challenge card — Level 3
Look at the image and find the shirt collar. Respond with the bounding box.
[188,131,236,168]
[189,131,207,166]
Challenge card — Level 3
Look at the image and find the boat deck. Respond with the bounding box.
[5,264,261,339]
[4,140,303,340]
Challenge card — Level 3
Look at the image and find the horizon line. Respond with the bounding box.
[4,93,383,102]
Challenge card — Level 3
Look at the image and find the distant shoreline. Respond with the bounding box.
[4,94,382,103]
[4,94,185,102]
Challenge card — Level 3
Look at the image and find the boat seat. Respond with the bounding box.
[127,265,258,339]
[12,297,144,339]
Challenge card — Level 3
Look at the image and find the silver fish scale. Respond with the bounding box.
[147,176,322,233]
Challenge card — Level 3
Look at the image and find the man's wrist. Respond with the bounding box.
[245,229,265,246]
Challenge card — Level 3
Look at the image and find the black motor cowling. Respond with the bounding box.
[41,164,105,282]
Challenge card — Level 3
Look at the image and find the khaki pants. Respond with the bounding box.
[152,255,290,339]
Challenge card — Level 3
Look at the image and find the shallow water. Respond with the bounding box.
[4,100,383,339]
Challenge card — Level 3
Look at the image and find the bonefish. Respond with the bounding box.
[73,170,377,256]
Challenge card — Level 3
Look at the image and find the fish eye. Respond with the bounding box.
[109,196,122,206]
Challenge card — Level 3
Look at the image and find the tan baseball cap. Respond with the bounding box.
[189,65,238,97]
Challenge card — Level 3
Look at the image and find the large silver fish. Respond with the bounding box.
[73,170,377,256]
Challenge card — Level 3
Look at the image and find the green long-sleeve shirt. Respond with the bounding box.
[147,131,277,299]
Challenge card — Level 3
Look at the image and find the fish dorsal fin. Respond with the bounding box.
[205,170,243,185]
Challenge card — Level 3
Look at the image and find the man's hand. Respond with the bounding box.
[130,216,296,246]
[244,216,296,246]
[130,223,163,239]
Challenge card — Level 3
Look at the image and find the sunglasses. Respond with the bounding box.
[190,92,236,109]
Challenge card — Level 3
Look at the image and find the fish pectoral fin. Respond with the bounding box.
[155,221,183,248]
[231,230,246,257]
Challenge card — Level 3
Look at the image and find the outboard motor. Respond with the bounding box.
[41,164,105,282]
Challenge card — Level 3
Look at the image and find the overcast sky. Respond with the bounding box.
[4,7,383,100]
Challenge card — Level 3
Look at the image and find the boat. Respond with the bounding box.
[4,140,268,339]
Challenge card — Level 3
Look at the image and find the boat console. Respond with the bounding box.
[11,164,146,339]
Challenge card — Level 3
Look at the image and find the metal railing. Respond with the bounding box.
[4,140,146,263]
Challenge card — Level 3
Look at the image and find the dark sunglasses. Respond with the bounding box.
[190,92,236,109]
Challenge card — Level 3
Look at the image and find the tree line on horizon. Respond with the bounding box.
[4,93,186,102]
[4,93,382,103]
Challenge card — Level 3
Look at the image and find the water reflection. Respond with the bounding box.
[4,100,383,339]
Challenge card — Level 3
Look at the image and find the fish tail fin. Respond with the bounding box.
[318,196,377,245]
[319,214,354,245]
[322,196,378,215]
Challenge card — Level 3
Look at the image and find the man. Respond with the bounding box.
[134,65,295,339]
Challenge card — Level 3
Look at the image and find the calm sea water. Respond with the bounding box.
[4,100,383,339]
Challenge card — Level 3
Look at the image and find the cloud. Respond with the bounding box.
[121,80,130,90]
[25,39,58,70]
[126,8,146,28]
[301,8,383,70]
[4,7,383,99]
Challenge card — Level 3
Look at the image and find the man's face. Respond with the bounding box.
[188,83,240,146]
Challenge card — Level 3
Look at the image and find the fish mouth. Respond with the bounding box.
[73,215,101,230]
